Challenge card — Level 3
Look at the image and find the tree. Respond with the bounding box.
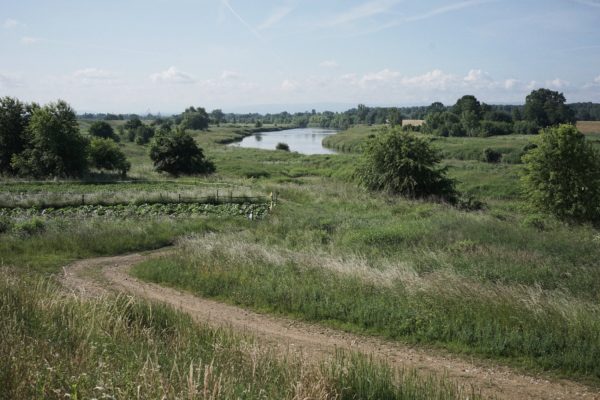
[452,95,482,119]
[149,128,215,176]
[355,127,457,201]
[124,117,143,131]
[427,102,445,114]
[521,124,600,223]
[180,106,209,130]
[12,100,88,177]
[88,137,130,176]
[0,97,31,174]
[210,109,225,126]
[524,88,575,128]
[387,108,402,127]
[134,125,155,144]
[89,121,118,141]
[356,104,369,123]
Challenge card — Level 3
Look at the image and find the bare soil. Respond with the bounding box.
[61,249,599,400]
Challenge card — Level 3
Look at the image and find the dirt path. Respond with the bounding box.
[62,249,599,400]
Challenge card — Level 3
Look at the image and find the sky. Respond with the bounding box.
[1,0,599,114]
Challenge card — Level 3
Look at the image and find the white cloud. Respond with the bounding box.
[150,66,195,84]
[594,75,600,84]
[401,69,457,90]
[221,70,241,80]
[74,68,115,80]
[0,72,24,88]
[281,79,299,91]
[503,78,519,89]
[21,36,41,45]
[546,78,569,89]
[258,6,294,30]
[326,0,401,26]
[526,80,538,90]
[320,60,339,68]
[360,68,401,87]
[3,19,19,29]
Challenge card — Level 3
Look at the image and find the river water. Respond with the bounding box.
[229,127,338,155]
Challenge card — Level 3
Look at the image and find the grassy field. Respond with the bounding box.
[2,273,474,399]
[323,123,600,164]
[3,119,600,396]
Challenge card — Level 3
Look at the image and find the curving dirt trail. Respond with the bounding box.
[62,249,599,400]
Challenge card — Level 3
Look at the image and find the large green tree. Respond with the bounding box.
[355,127,457,201]
[180,106,209,130]
[0,97,32,174]
[149,128,215,176]
[12,101,89,177]
[522,124,600,223]
[524,88,575,128]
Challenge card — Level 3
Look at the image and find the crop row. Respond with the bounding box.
[0,202,270,219]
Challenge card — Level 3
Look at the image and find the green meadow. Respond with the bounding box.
[2,120,600,398]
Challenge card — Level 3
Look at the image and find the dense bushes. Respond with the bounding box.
[276,142,290,151]
[11,101,89,177]
[149,128,215,176]
[89,120,119,141]
[0,97,131,178]
[522,124,600,223]
[355,128,457,201]
[483,148,502,163]
[88,138,131,176]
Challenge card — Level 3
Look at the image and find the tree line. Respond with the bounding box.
[421,88,576,137]
[0,98,214,178]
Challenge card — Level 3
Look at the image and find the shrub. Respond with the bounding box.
[88,121,118,141]
[522,124,600,223]
[480,120,513,137]
[14,218,45,236]
[149,128,215,176]
[355,128,457,202]
[88,138,131,176]
[483,148,502,163]
[275,142,290,151]
[134,125,155,144]
[0,217,12,234]
[514,120,540,135]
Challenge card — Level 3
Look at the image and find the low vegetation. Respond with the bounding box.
[1,274,475,399]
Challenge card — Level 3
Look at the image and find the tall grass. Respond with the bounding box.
[132,234,600,381]
[0,273,476,399]
[0,216,237,273]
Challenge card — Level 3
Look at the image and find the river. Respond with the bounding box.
[229,127,338,155]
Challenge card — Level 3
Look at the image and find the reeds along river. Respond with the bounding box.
[229,127,338,155]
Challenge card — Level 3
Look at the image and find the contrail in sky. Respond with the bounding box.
[220,0,263,40]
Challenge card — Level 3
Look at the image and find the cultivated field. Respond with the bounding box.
[2,121,600,399]
[577,120,600,134]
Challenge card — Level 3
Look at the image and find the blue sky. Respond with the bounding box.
[1,0,599,113]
